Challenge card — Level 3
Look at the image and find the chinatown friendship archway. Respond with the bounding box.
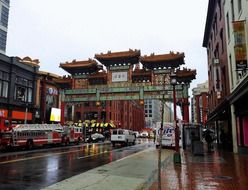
[58,49,196,127]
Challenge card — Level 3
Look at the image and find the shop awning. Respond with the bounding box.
[104,123,116,128]
[88,122,116,128]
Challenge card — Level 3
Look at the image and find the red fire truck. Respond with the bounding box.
[62,125,83,145]
[0,117,11,132]
[0,123,83,150]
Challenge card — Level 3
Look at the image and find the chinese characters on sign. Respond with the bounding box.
[112,72,128,82]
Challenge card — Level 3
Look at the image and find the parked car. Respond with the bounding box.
[140,131,149,138]
[86,133,105,143]
[111,129,136,147]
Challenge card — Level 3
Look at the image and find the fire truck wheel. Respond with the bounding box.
[26,139,33,150]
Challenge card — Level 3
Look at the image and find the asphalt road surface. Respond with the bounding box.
[0,139,152,190]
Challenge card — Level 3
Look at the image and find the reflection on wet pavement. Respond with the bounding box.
[0,140,152,190]
[150,151,248,190]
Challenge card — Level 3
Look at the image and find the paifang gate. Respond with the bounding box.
[56,49,196,128]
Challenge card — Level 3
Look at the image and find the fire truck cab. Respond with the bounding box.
[62,125,83,145]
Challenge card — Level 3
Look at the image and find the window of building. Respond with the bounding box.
[14,76,33,103]
[0,71,9,98]
[238,0,242,13]
[213,15,217,38]
[218,0,222,20]
[28,88,32,102]
[16,86,26,101]
[220,28,224,53]
[1,5,9,27]
[0,29,6,51]
[214,43,219,58]
[226,12,230,40]
[3,0,9,5]
[2,81,8,97]
[231,0,235,21]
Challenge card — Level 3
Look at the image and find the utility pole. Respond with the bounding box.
[158,74,166,190]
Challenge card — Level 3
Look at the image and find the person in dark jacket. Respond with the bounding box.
[205,130,213,152]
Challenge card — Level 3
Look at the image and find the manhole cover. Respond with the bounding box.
[214,176,233,180]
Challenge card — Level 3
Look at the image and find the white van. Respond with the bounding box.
[155,123,175,148]
[111,129,136,147]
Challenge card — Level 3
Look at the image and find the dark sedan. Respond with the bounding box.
[86,133,105,143]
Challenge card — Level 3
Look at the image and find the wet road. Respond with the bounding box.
[0,139,152,190]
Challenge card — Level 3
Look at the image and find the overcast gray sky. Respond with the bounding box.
[6,0,208,90]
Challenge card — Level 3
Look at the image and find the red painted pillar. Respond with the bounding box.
[182,98,189,123]
[61,102,65,125]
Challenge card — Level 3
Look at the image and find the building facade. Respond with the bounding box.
[0,0,10,54]
[36,71,62,124]
[203,0,248,153]
[0,55,39,127]
[203,0,233,151]
[144,100,172,128]
[192,81,209,125]
[223,0,248,153]
[144,99,161,128]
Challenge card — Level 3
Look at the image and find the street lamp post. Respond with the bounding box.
[170,73,181,164]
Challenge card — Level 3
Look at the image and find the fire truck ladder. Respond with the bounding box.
[12,124,64,132]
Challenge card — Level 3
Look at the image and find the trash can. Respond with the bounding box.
[192,140,204,155]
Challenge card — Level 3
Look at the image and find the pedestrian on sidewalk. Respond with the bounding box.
[205,129,213,153]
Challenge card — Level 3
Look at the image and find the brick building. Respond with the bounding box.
[203,0,232,150]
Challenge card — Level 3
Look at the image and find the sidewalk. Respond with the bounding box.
[43,145,248,190]
[150,149,248,190]
[42,147,174,190]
